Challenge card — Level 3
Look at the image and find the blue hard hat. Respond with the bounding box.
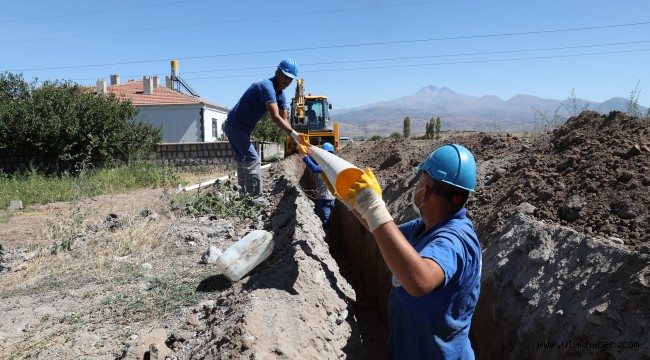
[322,142,335,153]
[417,143,476,192]
[278,58,299,79]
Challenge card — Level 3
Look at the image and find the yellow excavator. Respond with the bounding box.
[284,78,339,157]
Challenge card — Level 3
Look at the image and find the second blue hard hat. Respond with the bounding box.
[278,58,299,79]
[417,143,476,192]
[322,142,335,153]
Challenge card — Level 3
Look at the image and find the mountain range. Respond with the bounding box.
[330,86,648,136]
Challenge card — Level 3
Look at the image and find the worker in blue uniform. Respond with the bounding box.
[344,143,482,359]
[303,142,336,232]
[224,58,304,206]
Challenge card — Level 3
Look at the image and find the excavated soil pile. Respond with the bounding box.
[341,110,649,248]
[470,110,650,247]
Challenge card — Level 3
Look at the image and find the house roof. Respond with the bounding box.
[92,80,228,110]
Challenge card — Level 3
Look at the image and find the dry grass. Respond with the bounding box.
[178,166,233,188]
[0,189,216,359]
[3,198,172,289]
[0,165,239,358]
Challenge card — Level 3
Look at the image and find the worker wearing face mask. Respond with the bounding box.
[344,143,482,359]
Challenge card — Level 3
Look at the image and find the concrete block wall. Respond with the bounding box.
[153,142,236,172]
[0,142,284,173]
[0,149,45,173]
[154,141,284,171]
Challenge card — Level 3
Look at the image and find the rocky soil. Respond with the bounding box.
[1,110,648,359]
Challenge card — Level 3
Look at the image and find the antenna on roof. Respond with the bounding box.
[170,60,199,97]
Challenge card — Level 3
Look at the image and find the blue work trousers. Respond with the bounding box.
[224,120,259,162]
[315,199,335,230]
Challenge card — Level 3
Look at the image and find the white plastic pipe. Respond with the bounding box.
[306,146,364,201]
[179,164,272,192]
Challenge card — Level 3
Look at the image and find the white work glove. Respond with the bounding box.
[347,168,393,232]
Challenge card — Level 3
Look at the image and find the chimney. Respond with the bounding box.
[166,76,173,89]
[143,76,154,95]
[96,78,107,94]
[110,74,120,85]
[153,76,160,88]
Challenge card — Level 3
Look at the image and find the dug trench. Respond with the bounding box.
[167,111,648,359]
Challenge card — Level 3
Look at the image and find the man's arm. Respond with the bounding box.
[347,168,445,297]
[372,222,445,296]
[266,102,292,135]
[303,156,323,173]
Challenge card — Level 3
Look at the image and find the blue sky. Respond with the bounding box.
[3,0,650,110]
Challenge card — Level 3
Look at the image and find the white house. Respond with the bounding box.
[95,73,229,143]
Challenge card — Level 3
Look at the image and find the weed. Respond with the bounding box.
[0,210,14,223]
[626,80,642,117]
[531,106,566,132]
[563,89,589,117]
[174,179,258,220]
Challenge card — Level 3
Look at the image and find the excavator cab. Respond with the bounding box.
[285,79,339,157]
[291,97,330,132]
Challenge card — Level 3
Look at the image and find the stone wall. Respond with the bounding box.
[154,142,236,172]
[0,142,285,173]
[0,149,45,173]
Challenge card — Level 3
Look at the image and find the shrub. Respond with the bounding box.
[0,72,162,173]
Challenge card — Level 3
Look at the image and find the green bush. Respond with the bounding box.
[251,113,285,143]
[0,72,162,173]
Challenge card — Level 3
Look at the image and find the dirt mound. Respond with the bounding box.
[354,112,649,248]
[467,111,650,247]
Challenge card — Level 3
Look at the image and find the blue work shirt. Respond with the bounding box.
[226,77,288,133]
[387,208,481,359]
[303,156,334,200]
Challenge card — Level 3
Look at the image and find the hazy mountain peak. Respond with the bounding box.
[331,86,646,135]
[417,85,440,94]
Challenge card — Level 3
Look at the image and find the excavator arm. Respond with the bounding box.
[294,78,305,124]
[285,78,340,157]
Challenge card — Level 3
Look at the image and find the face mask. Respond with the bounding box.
[411,186,426,216]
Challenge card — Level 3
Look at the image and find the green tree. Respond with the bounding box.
[425,117,435,139]
[435,117,441,139]
[389,132,402,140]
[403,116,411,139]
[250,113,286,143]
[0,72,162,172]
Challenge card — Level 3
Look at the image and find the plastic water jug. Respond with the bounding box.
[215,230,274,281]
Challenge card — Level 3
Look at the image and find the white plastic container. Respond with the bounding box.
[215,230,274,281]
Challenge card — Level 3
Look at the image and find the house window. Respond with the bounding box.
[212,118,219,139]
